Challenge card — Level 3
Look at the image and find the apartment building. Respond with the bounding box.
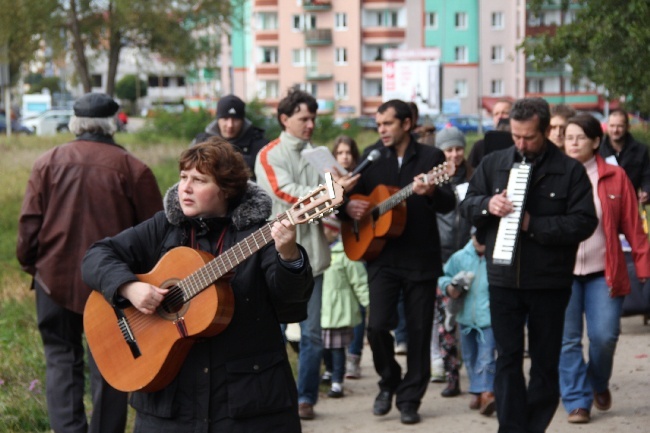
[224,0,602,117]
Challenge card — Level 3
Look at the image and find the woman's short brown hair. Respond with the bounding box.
[179,137,250,204]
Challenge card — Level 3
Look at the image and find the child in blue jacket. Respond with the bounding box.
[438,233,496,416]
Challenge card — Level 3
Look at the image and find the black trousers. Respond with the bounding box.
[489,285,571,433]
[36,285,128,433]
[366,266,436,410]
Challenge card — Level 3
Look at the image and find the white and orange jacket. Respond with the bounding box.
[255,131,331,276]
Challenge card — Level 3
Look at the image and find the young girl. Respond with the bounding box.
[320,216,369,397]
[439,232,496,416]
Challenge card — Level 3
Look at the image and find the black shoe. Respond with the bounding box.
[441,384,461,397]
[327,388,344,398]
[373,390,393,416]
[400,405,421,424]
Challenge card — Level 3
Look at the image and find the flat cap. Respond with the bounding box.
[73,93,119,118]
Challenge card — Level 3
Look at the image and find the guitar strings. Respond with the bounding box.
[122,215,287,333]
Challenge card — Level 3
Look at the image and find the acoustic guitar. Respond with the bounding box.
[342,163,450,261]
[84,174,344,393]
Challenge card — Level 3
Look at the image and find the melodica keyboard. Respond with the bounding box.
[493,162,532,266]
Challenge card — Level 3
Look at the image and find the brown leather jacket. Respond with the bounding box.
[17,135,163,313]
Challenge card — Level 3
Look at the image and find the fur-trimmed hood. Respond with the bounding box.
[164,181,272,230]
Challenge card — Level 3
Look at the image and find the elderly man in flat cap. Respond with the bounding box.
[17,92,164,433]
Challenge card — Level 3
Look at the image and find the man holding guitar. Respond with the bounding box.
[343,99,456,424]
[82,139,321,432]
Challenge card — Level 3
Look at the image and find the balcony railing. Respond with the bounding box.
[305,63,333,81]
[303,0,332,11]
[305,28,332,46]
[525,61,568,78]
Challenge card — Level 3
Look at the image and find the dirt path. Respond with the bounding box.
[301,316,650,433]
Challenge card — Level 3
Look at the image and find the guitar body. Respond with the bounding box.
[83,247,234,392]
[342,185,407,261]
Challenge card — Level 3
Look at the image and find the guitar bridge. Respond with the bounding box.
[116,310,141,359]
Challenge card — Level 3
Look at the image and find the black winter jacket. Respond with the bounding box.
[194,119,268,180]
[599,132,650,194]
[348,138,456,280]
[82,182,312,433]
[460,142,598,290]
[437,161,473,263]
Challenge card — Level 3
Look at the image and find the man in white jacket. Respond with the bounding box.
[255,89,329,420]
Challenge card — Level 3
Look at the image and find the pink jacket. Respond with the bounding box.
[596,154,650,297]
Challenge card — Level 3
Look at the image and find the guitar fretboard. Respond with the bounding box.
[180,213,289,301]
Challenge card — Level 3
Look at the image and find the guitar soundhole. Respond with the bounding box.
[159,285,185,315]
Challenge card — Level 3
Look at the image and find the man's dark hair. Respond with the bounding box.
[550,104,576,120]
[276,88,318,130]
[510,97,551,134]
[608,108,630,127]
[407,101,419,131]
[378,99,413,126]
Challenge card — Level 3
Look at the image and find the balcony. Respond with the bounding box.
[256,65,280,76]
[303,0,332,11]
[525,92,600,110]
[362,0,405,8]
[526,24,558,37]
[362,61,383,78]
[254,0,278,6]
[305,63,333,81]
[525,61,568,78]
[255,30,279,45]
[305,28,332,46]
[362,27,405,44]
[362,96,383,115]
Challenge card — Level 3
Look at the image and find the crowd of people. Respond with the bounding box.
[16,89,650,433]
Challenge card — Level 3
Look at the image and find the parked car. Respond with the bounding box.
[353,115,378,130]
[0,114,33,134]
[22,109,74,135]
[434,114,494,134]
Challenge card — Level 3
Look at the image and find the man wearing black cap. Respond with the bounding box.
[17,92,163,433]
[192,94,268,180]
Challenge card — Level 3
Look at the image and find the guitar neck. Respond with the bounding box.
[373,182,415,217]
[180,214,287,301]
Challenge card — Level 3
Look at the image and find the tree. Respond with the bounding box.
[57,0,232,96]
[524,0,650,113]
[0,0,58,86]
[115,74,148,104]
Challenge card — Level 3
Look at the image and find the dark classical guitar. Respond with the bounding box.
[342,163,449,261]
[84,174,344,392]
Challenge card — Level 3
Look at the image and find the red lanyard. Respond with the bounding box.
[190,224,228,255]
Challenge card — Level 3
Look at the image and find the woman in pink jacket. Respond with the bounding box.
[560,113,650,424]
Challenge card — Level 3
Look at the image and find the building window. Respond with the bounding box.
[256,12,278,30]
[491,11,504,29]
[292,49,305,66]
[335,12,347,30]
[299,82,318,97]
[528,12,544,27]
[454,79,468,98]
[362,79,382,97]
[336,82,348,100]
[491,79,504,96]
[455,12,468,29]
[260,47,278,64]
[454,46,468,63]
[491,45,504,63]
[335,48,347,65]
[371,10,399,27]
[257,80,279,99]
[425,12,438,29]
[292,14,316,31]
[527,79,544,93]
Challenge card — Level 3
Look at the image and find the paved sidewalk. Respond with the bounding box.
[301,316,650,433]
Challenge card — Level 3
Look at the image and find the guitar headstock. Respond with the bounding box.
[422,162,451,186]
[286,172,345,225]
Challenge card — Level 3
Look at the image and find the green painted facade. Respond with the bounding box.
[230,0,252,68]
[424,0,479,63]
